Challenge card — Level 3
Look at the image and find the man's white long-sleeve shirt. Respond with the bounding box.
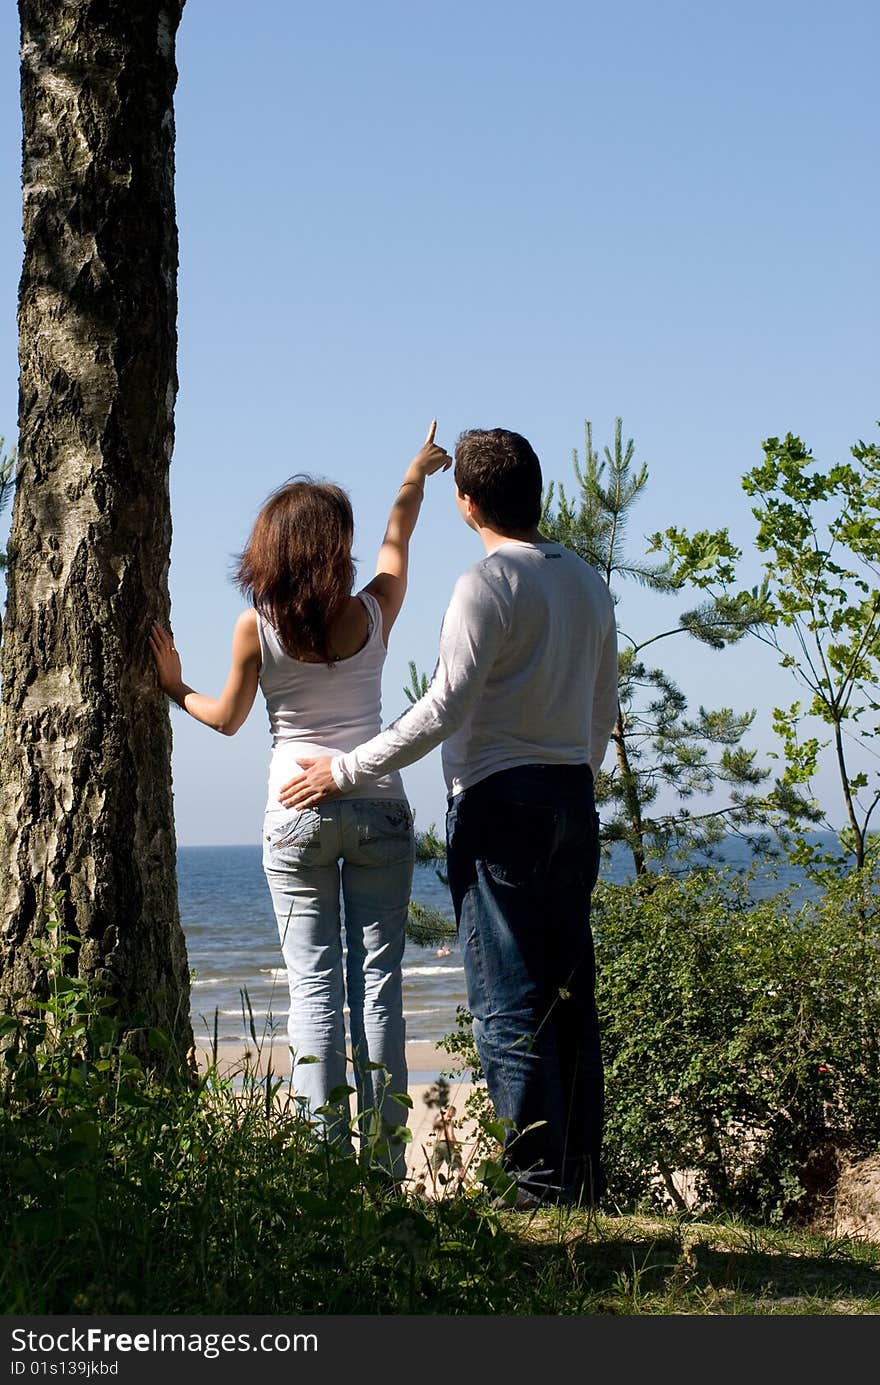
[331,539,619,798]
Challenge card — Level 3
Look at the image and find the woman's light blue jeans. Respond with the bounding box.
[262,797,414,1177]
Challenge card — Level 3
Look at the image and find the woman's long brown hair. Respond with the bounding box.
[236,477,356,662]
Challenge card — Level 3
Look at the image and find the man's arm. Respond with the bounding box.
[279,569,507,808]
[589,610,619,779]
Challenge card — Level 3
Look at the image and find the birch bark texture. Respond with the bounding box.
[0,0,192,1055]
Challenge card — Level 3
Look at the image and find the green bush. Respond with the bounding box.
[0,911,516,1314]
[3,879,880,1313]
[432,854,880,1224]
[595,856,880,1221]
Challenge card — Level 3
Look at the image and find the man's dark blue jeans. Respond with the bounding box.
[446,763,604,1206]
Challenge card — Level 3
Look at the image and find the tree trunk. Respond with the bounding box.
[612,705,647,876]
[0,0,192,1061]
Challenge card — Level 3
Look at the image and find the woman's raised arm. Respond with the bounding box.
[149,608,261,735]
[364,420,451,644]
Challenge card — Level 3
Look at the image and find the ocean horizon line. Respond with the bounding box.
[176,829,850,855]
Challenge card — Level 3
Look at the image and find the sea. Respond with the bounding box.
[179,833,835,1052]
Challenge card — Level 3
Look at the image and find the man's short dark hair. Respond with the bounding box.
[454,429,543,533]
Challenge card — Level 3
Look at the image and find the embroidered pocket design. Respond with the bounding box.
[355,801,414,865]
[269,809,322,852]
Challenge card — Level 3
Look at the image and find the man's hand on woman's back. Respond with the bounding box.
[278,755,339,809]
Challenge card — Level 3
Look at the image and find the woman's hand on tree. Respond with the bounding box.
[149,622,184,696]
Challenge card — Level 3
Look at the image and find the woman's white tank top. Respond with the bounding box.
[257,590,406,809]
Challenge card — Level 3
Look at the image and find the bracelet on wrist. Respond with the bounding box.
[399,479,425,497]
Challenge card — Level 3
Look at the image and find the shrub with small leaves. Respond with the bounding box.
[594,852,880,1221]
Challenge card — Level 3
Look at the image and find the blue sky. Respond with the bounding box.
[0,1,877,844]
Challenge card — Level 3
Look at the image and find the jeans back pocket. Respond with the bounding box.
[353,799,414,867]
[264,808,324,865]
[479,799,558,887]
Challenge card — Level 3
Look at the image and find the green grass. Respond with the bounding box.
[1,919,878,1317]
[2,1048,879,1316]
[492,1211,880,1314]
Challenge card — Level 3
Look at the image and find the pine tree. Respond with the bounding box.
[543,418,795,875]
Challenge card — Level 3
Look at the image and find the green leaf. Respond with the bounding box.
[324,1084,356,1104]
[385,1124,413,1144]
[480,1119,511,1144]
[68,1122,100,1151]
[387,1091,413,1108]
[476,1159,517,1203]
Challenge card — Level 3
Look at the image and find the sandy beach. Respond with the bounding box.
[195,1039,481,1193]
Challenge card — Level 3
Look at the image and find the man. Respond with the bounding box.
[281,427,618,1208]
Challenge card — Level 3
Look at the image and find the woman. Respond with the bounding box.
[150,422,451,1174]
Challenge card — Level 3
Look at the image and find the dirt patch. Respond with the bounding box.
[829,1152,880,1243]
